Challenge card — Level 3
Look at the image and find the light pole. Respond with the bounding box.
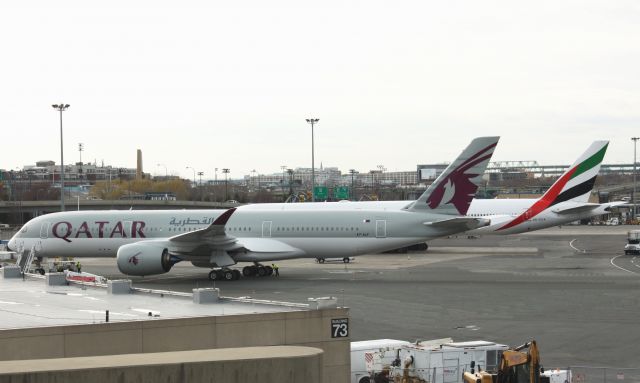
[186,166,196,186]
[222,168,230,201]
[349,169,358,201]
[78,143,84,180]
[369,170,376,198]
[633,137,639,220]
[280,165,287,197]
[306,118,319,202]
[157,163,167,177]
[52,103,70,211]
[213,168,218,202]
[287,168,294,199]
[197,171,204,201]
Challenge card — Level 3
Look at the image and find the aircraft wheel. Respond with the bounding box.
[37,268,45,275]
[208,270,220,281]
[232,269,241,280]
[359,377,371,383]
[257,266,267,277]
[265,266,273,275]
[223,270,235,281]
[317,258,325,264]
[242,266,255,277]
[343,257,350,264]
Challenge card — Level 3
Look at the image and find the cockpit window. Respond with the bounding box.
[20,224,28,234]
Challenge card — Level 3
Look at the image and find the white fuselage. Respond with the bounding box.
[239,198,610,235]
[8,206,473,261]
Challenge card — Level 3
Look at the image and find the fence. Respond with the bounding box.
[568,367,640,383]
[351,366,640,383]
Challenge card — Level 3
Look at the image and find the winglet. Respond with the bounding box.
[213,207,237,225]
[408,136,500,215]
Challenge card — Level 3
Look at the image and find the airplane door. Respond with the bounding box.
[375,220,387,238]
[39,222,50,239]
[262,221,272,238]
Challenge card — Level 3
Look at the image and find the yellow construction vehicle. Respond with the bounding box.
[463,340,548,383]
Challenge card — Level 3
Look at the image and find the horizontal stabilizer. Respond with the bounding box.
[424,217,491,230]
[551,204,600,215]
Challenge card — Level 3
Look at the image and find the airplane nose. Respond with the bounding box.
[7,237,16,251]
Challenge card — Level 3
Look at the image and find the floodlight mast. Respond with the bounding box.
[305,118,319,202]
[52,103,70,211]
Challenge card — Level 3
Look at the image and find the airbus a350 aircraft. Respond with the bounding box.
[8,137,499,281]
[275,140,617,236]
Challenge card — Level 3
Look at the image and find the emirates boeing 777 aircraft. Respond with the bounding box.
[9,137,499,281]
[276,140,619,238]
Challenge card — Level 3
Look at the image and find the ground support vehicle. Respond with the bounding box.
[370,340,508,383]
[624,230,640,255]
[351,339,411,383]
[317,257,355,264]
[462,340,549,383]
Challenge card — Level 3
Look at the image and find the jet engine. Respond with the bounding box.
[116,242,180,276]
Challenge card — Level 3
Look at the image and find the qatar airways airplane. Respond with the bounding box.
[8,137,499,281]
[276,140,618,238]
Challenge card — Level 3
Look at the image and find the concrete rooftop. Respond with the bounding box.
[0,275,308,330]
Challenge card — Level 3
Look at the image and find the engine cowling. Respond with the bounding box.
[116,242,179,276]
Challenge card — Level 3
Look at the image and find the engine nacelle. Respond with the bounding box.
[116,242,179,276]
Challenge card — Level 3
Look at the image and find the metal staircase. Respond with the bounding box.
[15,245,36,274]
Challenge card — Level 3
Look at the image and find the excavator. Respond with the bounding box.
[463,340,549,383]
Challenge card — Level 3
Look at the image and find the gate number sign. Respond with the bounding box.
[331,318,349,338]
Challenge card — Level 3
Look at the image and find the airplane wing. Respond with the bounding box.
[167,208,304,265]
[169,207,238,247]
[424,217,490,230]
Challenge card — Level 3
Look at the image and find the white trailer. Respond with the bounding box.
[371,340,509,383]
[351,339,411,383]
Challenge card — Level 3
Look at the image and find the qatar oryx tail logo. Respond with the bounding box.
[408,137,499,215]
[128,252,141,265]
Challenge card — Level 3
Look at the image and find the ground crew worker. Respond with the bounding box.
[76,261,81,273]
[272,263,279,277]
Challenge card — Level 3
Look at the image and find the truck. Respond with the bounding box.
[624,230,640,255]
[370,339,509,383]
[351,339,411,383]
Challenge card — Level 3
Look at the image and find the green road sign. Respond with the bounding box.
[314,186,328,200]
[334,186,350,200]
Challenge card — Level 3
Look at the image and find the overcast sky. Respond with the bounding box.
[1,1,638,179]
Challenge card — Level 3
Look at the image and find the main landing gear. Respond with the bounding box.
[207,263,274,281]
[242,263,273,277]
[208,268,241,281]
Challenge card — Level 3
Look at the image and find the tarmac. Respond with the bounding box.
[11,225,640,368]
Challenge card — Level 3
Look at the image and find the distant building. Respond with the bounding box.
[21,161,146,183]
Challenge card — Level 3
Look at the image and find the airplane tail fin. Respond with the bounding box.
[538,140,609,205]
[407,136,500,215]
